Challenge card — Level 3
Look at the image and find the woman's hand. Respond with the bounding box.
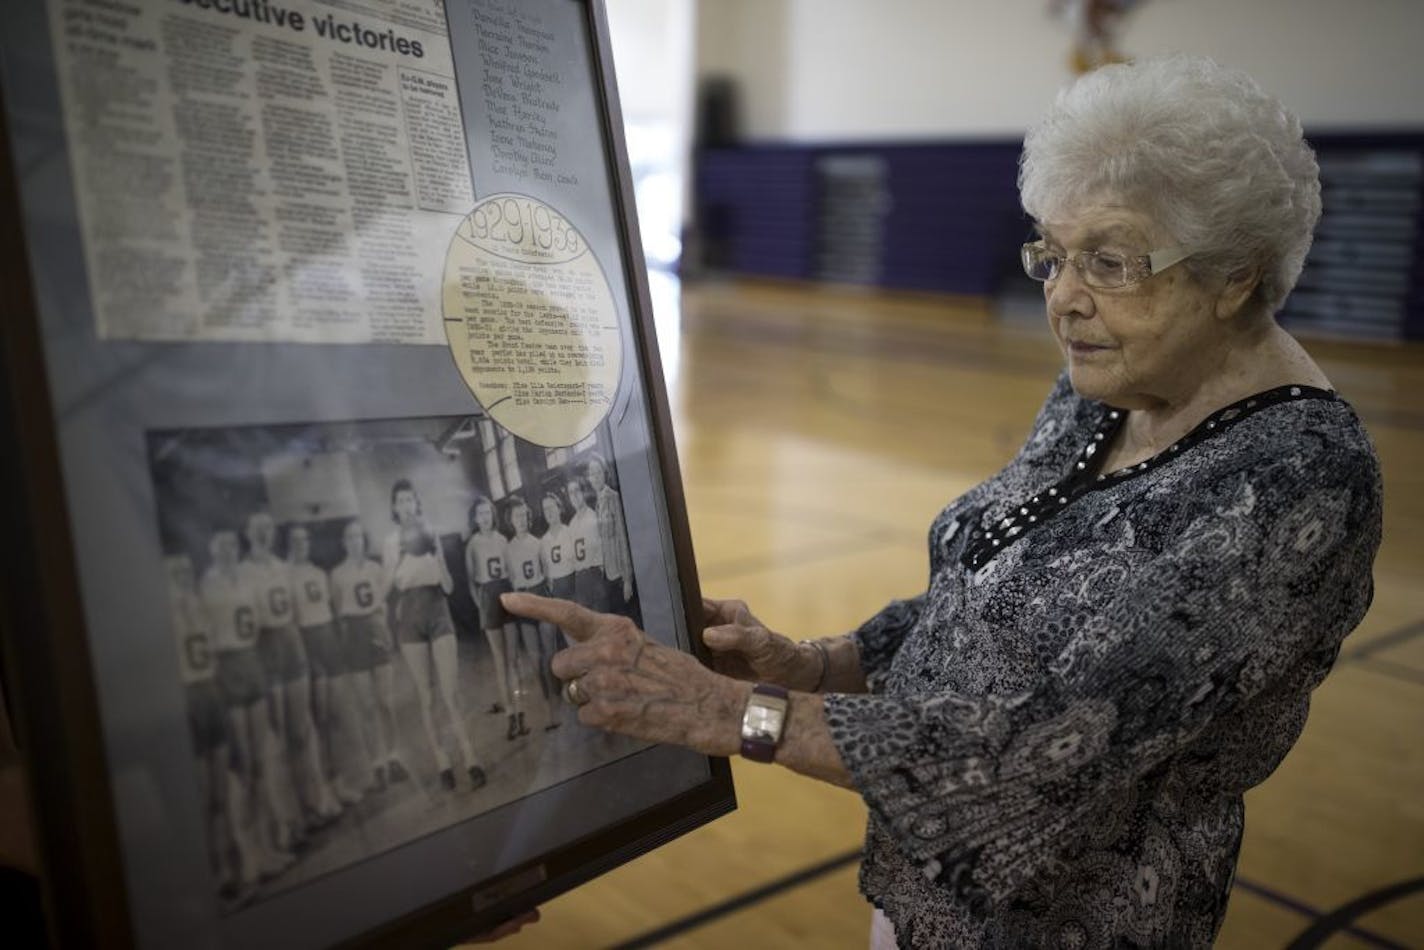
[502,593,856,788]
[700,598,819,691]
[502,593,749,757]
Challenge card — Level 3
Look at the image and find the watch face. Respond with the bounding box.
[745,705,784,737]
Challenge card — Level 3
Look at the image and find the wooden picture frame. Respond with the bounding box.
[0,0,732,946]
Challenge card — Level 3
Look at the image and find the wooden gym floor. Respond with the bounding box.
[487,278,1424,949]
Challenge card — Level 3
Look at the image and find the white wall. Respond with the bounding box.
[696,0,1424,141]
[605,0,696,266]
[694,0,792,139]
[606,0,696,126]
[603,0,697,376]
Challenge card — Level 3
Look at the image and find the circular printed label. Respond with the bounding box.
[442,193,622,447]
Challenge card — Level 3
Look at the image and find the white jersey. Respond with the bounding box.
[568,507,602,570]
[291,561,334,627]
[243,556,297,629]
[505,534,544,590]
[540,524,573,580]
[382,528,445,590]
[171,592,216,685]
[331,558,385,618]
[465,531,509,585]
[201,567,260,652]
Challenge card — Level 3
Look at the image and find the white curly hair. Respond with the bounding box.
[1018,55,1320,316]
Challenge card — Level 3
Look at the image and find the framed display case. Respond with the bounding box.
[0,0,732,946]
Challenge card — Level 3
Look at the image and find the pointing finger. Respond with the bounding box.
[502,592,601,642]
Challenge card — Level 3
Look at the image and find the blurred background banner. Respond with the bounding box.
[607,0,1424,342]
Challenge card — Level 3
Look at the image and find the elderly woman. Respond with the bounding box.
[505,56,1381,947]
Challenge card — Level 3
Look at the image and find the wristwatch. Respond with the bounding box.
[739,683,789,763]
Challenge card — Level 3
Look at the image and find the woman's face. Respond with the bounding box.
[511,505,529,533]
[167,556,195,593]
[542,496,561,526]
[394,489,420,522]
[566,481,585,510]
[289,527,310,562]
[343,521,365,559]
[475,501,494,532]
[246,513,274,552]
[211,532,239,570]
[1039,204,1228,410]
[587,459,606,490]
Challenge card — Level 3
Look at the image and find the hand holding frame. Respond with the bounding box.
[502,592,749,757]
[699,597,815,689]
[702,597,869,695]
[500,592,855,787]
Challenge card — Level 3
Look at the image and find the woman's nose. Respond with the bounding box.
[1045,261,1095,320]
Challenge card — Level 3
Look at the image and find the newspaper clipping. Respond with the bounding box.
[49,0,473,343]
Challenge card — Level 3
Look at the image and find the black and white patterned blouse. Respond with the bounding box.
[824,373,1382,948]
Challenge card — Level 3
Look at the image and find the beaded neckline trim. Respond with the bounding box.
[959,384,1338,571]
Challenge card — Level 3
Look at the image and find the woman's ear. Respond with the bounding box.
[1215,267,1261,321]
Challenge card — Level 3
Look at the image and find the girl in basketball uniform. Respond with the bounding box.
[288,525,364,805]
[466,496,526,741]
[242,511,340,833]
[539,492,575,603]
[330,519,405,790]
[200,530,293,881]
[565,476,608,612]
[382,480,486,792]
[167,553,245,895]
[539,493,575,708]
[585,455,635,617]
[503,498,559,729]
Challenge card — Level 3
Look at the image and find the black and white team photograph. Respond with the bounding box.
[148,414,644,908]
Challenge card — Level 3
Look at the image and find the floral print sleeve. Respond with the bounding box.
[849,373,1088,689]
[850,596,928,691]
[825,398,1381,941]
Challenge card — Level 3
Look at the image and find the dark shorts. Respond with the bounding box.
[605,575,629,616]
[510,581,549,626]
[476,577,513,629]
[300,621,345,677]
[186,680,228,754]
[574,567,608,612]
[393,586,456,644]
[341,613,392,672]
[547,574,575,600]
[256,624,308,683]
[216,649,266,708]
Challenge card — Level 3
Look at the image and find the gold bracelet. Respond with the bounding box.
[801,638,831,692]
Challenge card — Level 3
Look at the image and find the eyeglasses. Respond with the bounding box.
[1021,242,1191,289]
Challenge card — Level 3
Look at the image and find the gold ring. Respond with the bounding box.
[564,677,589,706]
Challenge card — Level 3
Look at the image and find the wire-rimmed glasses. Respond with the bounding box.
[1021,242,1191,289]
